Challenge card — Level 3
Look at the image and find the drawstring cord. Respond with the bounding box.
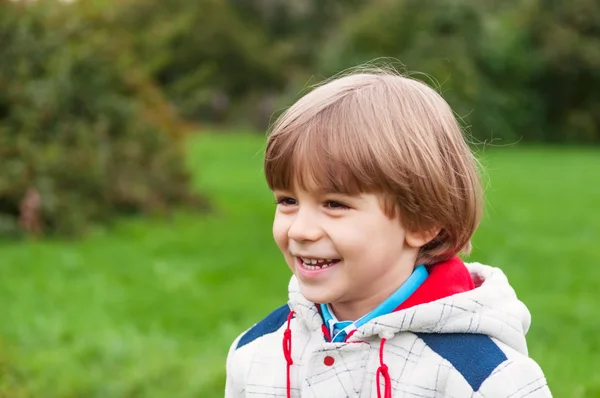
[321,324,331,342]
[283,310,295,398]
[376,338,392,398]
[284,312,392,398]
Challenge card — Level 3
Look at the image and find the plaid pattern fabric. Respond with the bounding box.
[225,263,552,397]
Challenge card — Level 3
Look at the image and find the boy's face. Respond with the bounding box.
[272,187,423,320]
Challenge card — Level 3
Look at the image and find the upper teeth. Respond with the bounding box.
[299,257,336,270]
[301,258,332,264]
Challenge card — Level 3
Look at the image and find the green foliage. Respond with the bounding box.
[317,0,600,143]
[526,0,600,142]
[8,0,592,143]
[229,0,361,70]
[0,0,203,237]
[111,0,287,121]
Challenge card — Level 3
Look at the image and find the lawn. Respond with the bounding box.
[0,132,598,397]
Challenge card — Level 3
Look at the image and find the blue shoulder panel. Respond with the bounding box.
[416,333,507,391]
[236,304,291,350]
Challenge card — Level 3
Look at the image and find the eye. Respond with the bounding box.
[325,201,349,209]
[276,197,298,206]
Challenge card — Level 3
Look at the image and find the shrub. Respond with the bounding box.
[0,0,205,237]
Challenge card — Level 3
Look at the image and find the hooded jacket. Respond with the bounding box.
[225,258,551,397]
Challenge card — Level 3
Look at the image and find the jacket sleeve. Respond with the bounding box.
[224,333,245,398]
[475,355,552,397]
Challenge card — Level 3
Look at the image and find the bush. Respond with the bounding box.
[0,0,205,237]
[111,0,288,123]
[317,0,600,144]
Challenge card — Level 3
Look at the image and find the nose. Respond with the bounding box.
[287,207,323,242]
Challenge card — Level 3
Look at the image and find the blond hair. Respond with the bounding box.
[264,68,483,265]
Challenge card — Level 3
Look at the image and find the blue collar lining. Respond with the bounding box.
[320,264,429,342]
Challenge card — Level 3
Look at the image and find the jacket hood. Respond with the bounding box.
[287,262,532,355]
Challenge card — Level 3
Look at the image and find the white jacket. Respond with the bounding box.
[225,262,551,397]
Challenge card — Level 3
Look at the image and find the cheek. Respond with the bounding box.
[348,218,405,258]
[330,223,371,259]
[272,214,288,250]
[374,223,407,259]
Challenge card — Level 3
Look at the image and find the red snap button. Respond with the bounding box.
[323,356,335,366]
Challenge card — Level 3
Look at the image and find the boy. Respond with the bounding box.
[225,68,551,397]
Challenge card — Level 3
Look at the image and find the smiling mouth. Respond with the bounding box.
[296,257,341,270]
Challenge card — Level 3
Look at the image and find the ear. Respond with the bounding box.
[405,227,442,249]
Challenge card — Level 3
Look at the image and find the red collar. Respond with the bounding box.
[395,256,474,312]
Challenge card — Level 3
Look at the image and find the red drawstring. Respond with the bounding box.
[288,312,393,398]
[283,310,295,398]
[376,338,392,398]
[321,324,331,342]
[345,329,357,341]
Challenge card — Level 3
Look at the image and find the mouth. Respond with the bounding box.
[295,256,341,271]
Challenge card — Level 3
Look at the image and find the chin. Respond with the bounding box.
[298,283,338,305]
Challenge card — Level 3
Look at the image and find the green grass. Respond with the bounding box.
[0,133,599,397]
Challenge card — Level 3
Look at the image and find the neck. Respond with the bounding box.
[329,265,415,321]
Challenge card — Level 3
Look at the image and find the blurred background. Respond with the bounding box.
[1,0,599,396]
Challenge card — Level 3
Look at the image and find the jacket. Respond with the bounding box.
[225,259,552,397]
